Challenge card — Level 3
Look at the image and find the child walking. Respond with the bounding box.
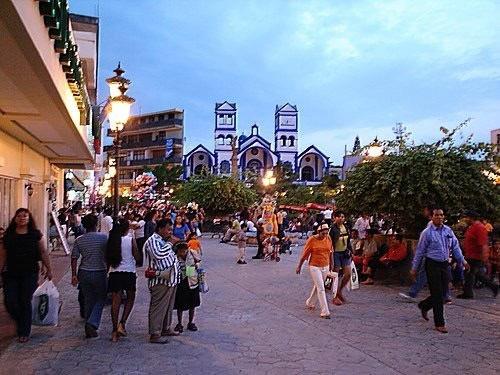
[237,222,248,265]
[173,242,202,333]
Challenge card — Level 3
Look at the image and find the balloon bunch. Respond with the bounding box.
[131,172,158,204]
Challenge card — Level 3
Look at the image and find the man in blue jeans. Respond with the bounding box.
[71,214,109,338]
[399,261,452,303]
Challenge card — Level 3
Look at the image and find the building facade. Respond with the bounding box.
[183,102,330,184]
[104,109,184,190]
[0,1,96,231]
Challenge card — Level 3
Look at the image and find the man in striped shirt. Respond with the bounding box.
[144,219,180,344]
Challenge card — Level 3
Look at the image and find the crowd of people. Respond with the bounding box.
[0,200,498,343]
[295,207,499,333]
[0,202,206,344]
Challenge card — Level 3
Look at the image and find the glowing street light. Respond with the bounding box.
[262,170,277,187]
[106,63,135,217]
[366,137,384,158]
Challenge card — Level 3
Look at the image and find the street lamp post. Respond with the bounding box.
[106,63,134,217]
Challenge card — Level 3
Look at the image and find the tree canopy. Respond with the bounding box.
[175,175,258,216]
[337,120,499,236]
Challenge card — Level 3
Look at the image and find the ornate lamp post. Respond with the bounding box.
[106,63,135,217]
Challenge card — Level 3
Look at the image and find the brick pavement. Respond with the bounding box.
[0,237,498,375]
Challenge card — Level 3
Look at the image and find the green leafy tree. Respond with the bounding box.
[143,164,184,193]
[337,120,499,237]
[176,175,258,216]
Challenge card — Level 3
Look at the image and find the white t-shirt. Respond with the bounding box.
[100,215,113,235]
[110,236,136,273]
[323,209,333,219]
[353,217,370,239]
[134,220,145,238]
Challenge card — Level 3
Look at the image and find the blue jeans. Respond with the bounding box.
[409,262,450,299]
[78,270,107,329]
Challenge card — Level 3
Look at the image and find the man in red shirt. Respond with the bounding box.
[457,210,499,299]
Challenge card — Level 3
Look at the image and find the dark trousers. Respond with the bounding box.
[78,270,107,329]
[419,258,449,327]
[136,237,146,267]
[463,258,497,297]
[3,272,38,337]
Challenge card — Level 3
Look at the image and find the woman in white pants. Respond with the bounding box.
[296,223,333,319]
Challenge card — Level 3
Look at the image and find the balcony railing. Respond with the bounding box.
[103,138,182,152]
[125,118,183,131]
[123,155,183,166]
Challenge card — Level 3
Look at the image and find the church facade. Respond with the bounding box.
[183,102,330,184]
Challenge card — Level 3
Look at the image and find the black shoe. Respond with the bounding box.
[174,323,183,333]
[493,285,498,298]
[237,260,243,264]
[417,303,429,321]
[241,261,247,264]
[84,323,98,338]
[187,323,198,331]
[456,294,473,299]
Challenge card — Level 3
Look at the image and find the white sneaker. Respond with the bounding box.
[399,292,417,303]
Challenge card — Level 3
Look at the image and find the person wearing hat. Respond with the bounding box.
[457,210,499,299]
[296,222,333,319]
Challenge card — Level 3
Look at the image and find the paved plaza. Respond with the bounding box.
[0,237,499,375]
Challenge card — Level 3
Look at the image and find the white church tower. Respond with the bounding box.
[214,101,237,174]
[274,103,298,170]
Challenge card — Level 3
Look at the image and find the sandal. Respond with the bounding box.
[117,322,128,337]
[111,331,119,342]
[305,304,315,310]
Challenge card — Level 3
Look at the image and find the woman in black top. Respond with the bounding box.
[0,208,53,343]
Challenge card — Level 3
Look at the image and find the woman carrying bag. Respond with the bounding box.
[0,208,53,343]
[296,223,333,319]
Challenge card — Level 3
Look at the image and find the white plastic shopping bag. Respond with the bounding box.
[350,261,360,290]
[32,280,60,326]
[329,271,339,299]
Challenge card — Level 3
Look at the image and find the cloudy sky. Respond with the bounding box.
[71,0,500,163]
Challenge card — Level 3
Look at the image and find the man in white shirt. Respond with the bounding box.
[99,207,114,235]
[353,214,370,239]
[322,208,333,226]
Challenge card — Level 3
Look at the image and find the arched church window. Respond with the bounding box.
[289,136,295,147]
[217,135,225,145]
[220,160,230,174]
[281,135,287,147]
[194,164,206,175]
[301,166,314,181]
[226,135,233,145]
[247,159,263,174]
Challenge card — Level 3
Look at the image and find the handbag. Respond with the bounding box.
[145,267,156,279]
[324,275,333,291]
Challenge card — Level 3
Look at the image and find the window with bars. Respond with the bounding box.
[133,150,145,160]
